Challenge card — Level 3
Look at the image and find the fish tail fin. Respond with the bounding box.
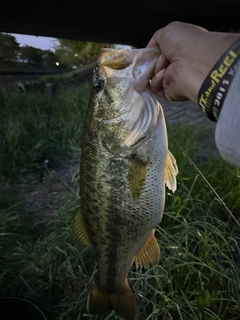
[89,287,112,316]
[110,283,137,320]
[89,282,137,320]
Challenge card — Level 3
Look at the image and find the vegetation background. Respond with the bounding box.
[0,34,240,320]
[0,32,109,73]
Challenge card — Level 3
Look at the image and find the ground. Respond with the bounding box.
[161,99,219,159]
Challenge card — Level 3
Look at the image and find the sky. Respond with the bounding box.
[10,33,131,51]
[11,33,57,51]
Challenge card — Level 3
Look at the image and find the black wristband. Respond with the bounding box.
[198,38,240,122]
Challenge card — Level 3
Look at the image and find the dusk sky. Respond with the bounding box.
[10,33,128,51]
[11,33,58,51]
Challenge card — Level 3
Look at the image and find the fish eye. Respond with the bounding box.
[93,80,104,91]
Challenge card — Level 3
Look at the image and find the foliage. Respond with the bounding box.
[19,46,59,67]
[0,33,20,62]
[19,45,43,64]
[41,49,58,67]
[0,34,110,69]
[54,39,111,66]
[38,62,95,86]
[0,84,90,178]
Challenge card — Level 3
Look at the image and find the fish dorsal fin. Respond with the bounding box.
[72,212,91,248]
[164,150,178,193]
[133,230,160,269]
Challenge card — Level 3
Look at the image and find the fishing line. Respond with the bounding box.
[174,138,240,228]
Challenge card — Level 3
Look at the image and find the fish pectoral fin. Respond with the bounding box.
[133,230,160,269]
[72,212,91,248]
[89,282,136,320]
[164,150,178,193]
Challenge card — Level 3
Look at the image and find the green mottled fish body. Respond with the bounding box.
[73,47,178,319]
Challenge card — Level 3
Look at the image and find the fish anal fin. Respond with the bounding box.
[133,230,160,269]
[72,213,91,248]
[89,282,137,320]
[128,158,147,199]
[164,150,178,193]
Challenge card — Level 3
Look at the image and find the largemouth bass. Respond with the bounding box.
[72,47,178,319]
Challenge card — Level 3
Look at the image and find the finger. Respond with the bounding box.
[154,55,170,74]
[147,27,165,47]
[146,36,158,47]
[152,88,166,99]
[162,76,188,102]
[146,29,162,47]
[162,75,177,101]
[150,68,165,93]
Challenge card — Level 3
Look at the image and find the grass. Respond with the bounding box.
[0,83,90,179]
[0,86,240,320]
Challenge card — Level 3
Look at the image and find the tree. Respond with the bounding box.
[0,33,20,62]
[20,45,43,64]
[54,39,112,67]
[42,50,58,67]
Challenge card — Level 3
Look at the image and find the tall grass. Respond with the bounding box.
[0,83,90,178]
[0,87,240,320]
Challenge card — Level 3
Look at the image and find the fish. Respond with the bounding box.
[72,47,178,319]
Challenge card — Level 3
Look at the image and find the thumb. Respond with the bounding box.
[147,37,158,47]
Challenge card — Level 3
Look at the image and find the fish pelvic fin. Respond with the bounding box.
[89,282,137,320]
[133,230,160,269]
[164,150,178,193]
[71,212,91,248]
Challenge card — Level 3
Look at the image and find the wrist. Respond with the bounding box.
[198,35,240,121]
[185,32,240,104]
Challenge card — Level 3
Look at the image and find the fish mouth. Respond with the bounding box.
[98,47,160,75]
[98,47,160,94]
[98,48,133,70]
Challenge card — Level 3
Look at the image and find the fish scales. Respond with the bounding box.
[81,129,149,290]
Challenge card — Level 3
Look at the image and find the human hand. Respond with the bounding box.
[147,21,240,103]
